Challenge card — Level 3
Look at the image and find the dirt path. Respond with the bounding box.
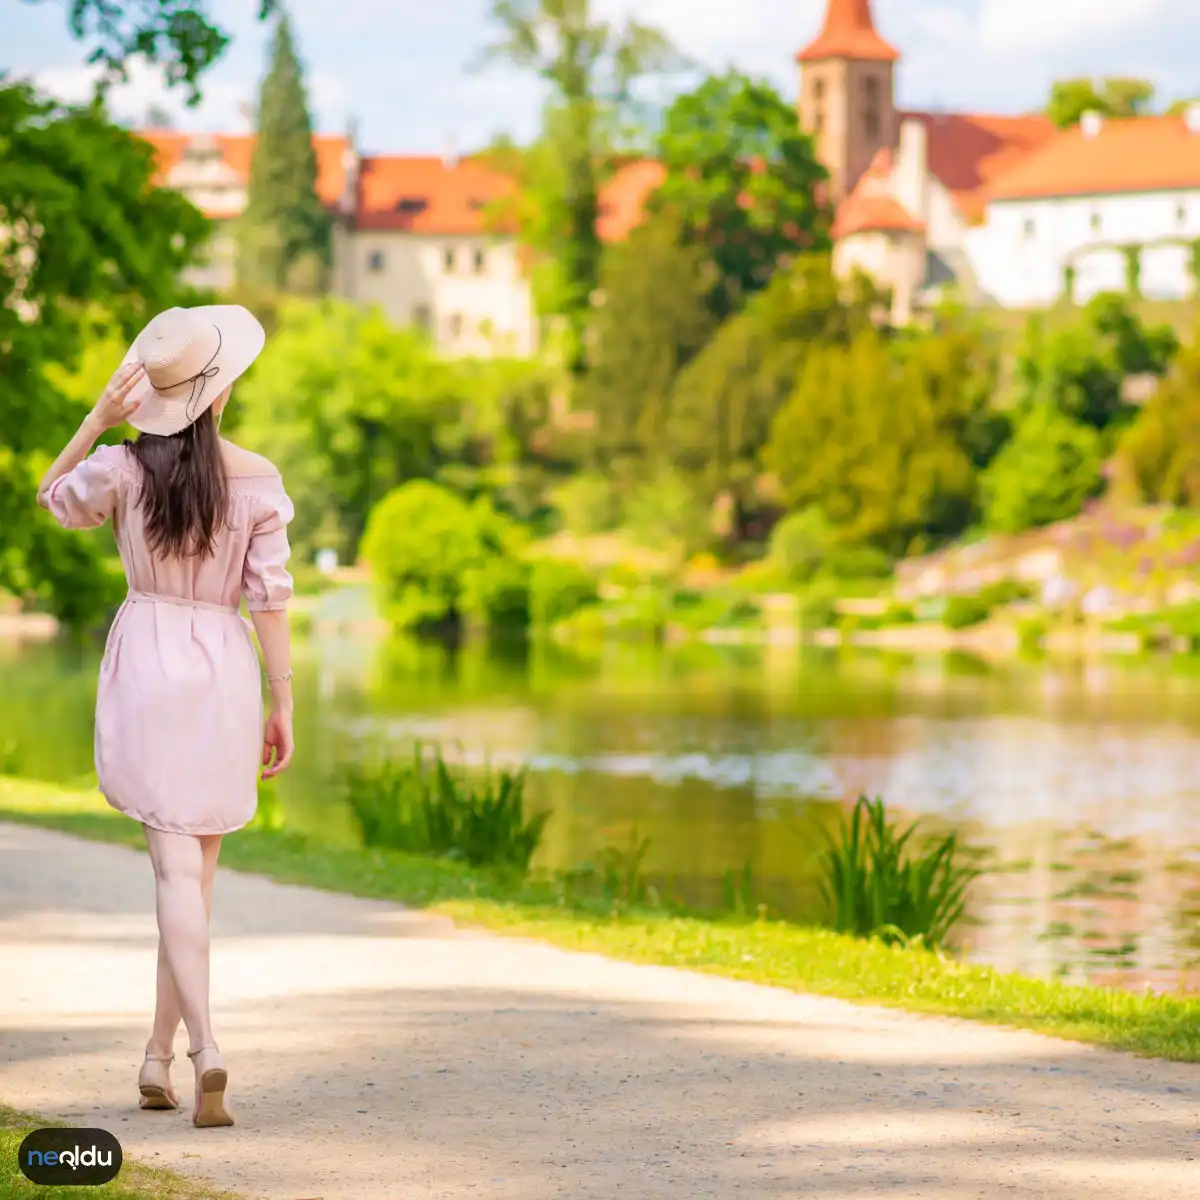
[0,821,1195,1200]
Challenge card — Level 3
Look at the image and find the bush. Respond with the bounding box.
[819,542,895,581]
[529,559,599,628]
[341,743,550,872]
[943,594,992,629]
[817,796,981,949]
[362,481,530,633]
[768,507,833,583]
[622,468,711,554]
[981,406,1103,534]
[551,472,621,536]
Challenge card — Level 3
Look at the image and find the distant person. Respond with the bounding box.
[37,305,295,1128]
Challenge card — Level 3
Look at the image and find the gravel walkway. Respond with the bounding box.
[0,821,1195,1199]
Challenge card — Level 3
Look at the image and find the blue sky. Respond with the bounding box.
[6,0,1199,152]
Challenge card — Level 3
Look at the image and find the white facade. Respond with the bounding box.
[346,232,536,358]
[966,190,1200,307]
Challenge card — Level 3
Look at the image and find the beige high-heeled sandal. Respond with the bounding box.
[138,1052,178,1110]
[187,1045,233,1128]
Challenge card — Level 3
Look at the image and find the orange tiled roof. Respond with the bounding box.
[833,192,923,238]
[898,111,1056,220]
[137,129,349,213]
[987,113,1200,202]
[797,0,899,63]
[597,160,666,242]
[355,155,516,234]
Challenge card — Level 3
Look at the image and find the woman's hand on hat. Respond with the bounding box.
[88,362,146,432]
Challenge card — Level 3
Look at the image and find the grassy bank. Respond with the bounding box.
[0,1106,232,1200]
[2,776,1198,1063]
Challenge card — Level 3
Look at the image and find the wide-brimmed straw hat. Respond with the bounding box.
[122,305,266,437]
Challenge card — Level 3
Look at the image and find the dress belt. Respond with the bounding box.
[126,589,239,615]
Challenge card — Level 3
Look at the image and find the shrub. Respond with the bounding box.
[341,743,550,873]
[362,481,530,633]
[819,542,894,581]
[551,472,621,536]
[622,468,711,554]
[942,594,992,629]
[981,406,1103,533]
[817,795,981,949]
[529,559,599,628]
[768,507,834,583]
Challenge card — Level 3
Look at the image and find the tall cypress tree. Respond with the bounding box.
[238,13,331,294]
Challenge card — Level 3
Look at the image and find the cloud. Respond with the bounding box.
[976,0,1174,54]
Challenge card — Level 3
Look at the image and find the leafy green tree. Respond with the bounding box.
[1046,77,1156,128]
[233,300,549,562]
[651,71,830,319]
[238,14,331,293]
[0,84,208,626]
[981,407,1103,533]
[362,481,529,634]
[26,0,277,101]
[1119,337,1200,505]
[764,328,987,556]
[234,302,464,560]
[580,212,718,460]
[666,256,879,522]
[1011,293,1178,435]
[481,0,677,375]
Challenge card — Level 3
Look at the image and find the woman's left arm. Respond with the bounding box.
[36,362,145,510]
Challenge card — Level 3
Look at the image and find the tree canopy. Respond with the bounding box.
[1119,334,1200,507]
[481,0,678,376]
[238,14,332,294]
[580,212,718,462]
[0,84,208,625]
[651,72,830,319]
[764,322,995,556]
[1046,77,1156,128]
[25,0,277,101]
[232,299,552,563]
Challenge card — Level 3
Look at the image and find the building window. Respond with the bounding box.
[1090,211,1102,233]
[395,196,428,215]
[863,76,881,142]
[367,250,386,273]
[1177,202,1188,227]
[443,246,456,273]
[1022,217,1036,239]
[412,305,431,332]
[473,247,487,275]
[447,313,464,340]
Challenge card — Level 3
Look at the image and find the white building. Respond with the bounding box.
[965,109,1200,307]
[140,129,538,358]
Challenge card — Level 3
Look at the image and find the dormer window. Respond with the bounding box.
[395,196,428,215]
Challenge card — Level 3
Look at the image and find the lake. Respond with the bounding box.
[3,627,1199,992]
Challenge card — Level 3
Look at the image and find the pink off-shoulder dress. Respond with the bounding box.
[46,443,294,835]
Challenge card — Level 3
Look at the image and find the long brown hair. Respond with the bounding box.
[126,407,229,559]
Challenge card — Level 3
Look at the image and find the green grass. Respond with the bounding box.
[1,777,1198,1063]
[0,1106,233,1200]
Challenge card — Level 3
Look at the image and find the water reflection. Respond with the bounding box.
[3,633,1198,989]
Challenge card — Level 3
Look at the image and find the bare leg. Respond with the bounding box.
[145,835,222,1064]
[143,828,222,1060]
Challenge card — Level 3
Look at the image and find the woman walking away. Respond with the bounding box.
[37,305,296,1128]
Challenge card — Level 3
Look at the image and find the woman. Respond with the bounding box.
[36,305,295,1129]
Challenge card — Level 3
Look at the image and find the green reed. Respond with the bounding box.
[818,795,982,949]
[341,743,550,873]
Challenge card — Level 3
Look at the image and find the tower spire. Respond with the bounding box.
[797,0,899,63]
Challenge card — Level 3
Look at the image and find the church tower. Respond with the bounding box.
[797,0,899,202]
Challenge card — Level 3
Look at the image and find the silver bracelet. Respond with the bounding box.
[267,670,294,684]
